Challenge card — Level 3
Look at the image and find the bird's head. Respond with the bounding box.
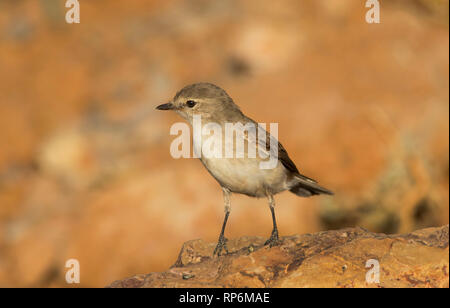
[156,83,242,123]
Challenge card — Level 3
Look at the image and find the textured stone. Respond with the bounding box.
[108,225,449,288]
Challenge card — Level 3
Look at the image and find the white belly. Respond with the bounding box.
[200,156,288,197]
[195,122,289,197]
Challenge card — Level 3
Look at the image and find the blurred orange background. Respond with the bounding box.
[0,0,448,287]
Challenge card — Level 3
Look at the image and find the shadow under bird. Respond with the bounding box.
[157,83,333,256]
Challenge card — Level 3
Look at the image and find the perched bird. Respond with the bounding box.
[157,82,333,256]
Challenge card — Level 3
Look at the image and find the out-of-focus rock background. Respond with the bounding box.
[0,0,448,287]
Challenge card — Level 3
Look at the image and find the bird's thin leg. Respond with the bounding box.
[264,194,281,247]
[213,188,231,256]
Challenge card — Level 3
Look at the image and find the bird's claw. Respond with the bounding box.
[264,229,281,247]
[213,236,229,256]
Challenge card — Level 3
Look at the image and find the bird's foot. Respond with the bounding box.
[213,235,229,257]
[264,229,281,247]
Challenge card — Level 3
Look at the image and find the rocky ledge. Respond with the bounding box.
[108,225,449,288]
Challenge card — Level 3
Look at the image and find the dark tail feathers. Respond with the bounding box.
[289,175,334,197]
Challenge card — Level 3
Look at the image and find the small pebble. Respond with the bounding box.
[182,273,195,280]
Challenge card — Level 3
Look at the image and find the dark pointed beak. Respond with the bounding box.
[156,102,175,110]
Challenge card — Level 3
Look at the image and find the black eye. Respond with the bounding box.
[186,100,197,108]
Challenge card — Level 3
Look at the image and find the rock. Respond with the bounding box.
[108,225,449,288]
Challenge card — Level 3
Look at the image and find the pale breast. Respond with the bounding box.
[196,122,289,197]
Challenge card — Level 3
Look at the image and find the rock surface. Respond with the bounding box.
[109,225,449,288]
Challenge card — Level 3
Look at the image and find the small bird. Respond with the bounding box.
[157,83,333,256]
